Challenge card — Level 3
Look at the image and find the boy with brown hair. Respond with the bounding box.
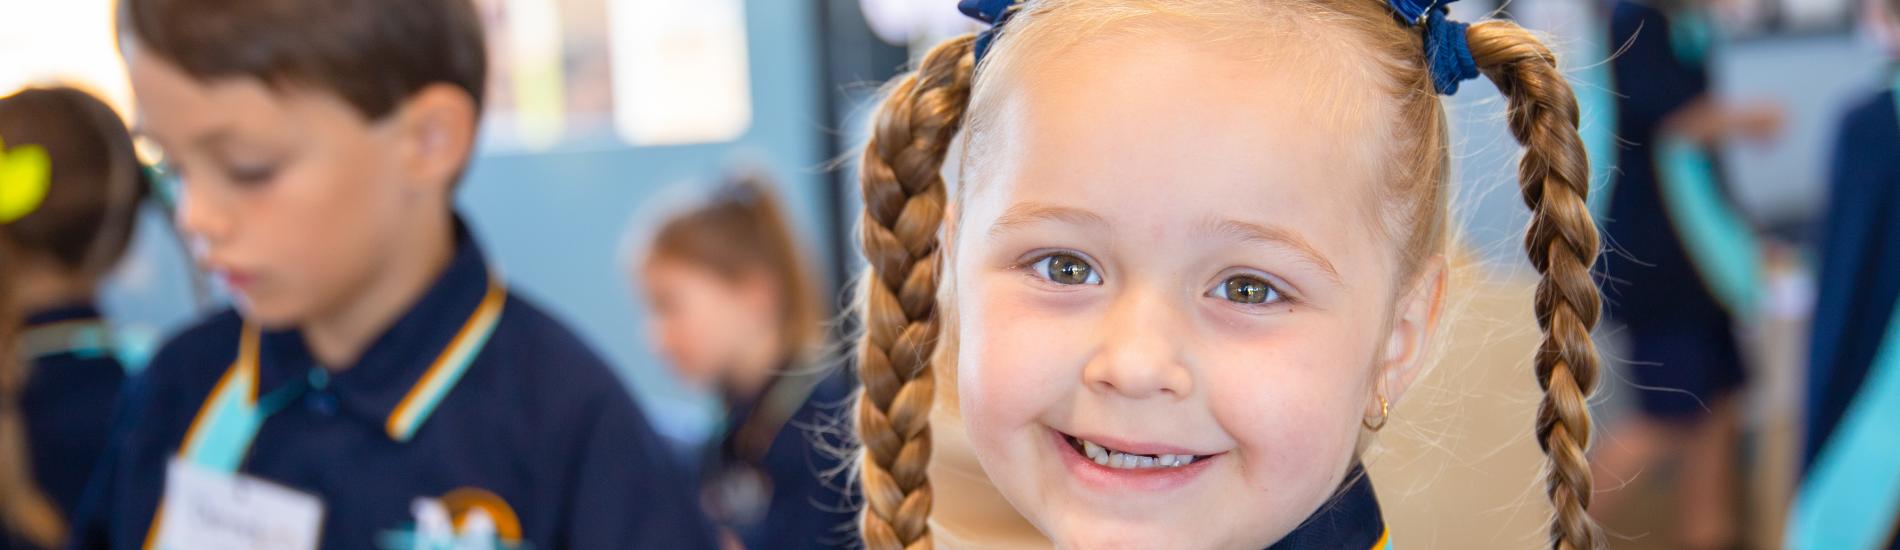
[72,1,716,547]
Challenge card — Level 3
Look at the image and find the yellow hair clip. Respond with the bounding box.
[0,136,53,224]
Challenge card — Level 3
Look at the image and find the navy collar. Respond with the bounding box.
[20,302,112,360]
[1268,464,1389,549]
[719,361,825,463]
[251,217,497,440]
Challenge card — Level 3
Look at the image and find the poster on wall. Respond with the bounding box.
[475,0,752,152]
[476,0,612,151]
[608,0,752,147]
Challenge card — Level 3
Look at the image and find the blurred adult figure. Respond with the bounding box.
[1590,0,1784,547]
[1788,0,1900,547]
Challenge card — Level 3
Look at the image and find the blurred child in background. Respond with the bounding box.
[72,0,715,547]
[1590,0,1782,546]
[0,86,145,550]
[636,173,854,549]
[1788,0,1900,546]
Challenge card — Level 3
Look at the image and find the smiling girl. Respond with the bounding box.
[847,0,1603,548]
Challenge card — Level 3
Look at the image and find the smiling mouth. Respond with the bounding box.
[1061,434,1212,470]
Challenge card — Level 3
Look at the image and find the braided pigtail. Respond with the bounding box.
[853,35,977,550]
[1466,20,1604,550]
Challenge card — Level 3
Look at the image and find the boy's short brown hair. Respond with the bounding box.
[121,0,488,121]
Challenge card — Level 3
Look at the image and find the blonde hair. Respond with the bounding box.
[849,1,1603,549]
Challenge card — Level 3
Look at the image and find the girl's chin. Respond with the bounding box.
[1040,520,1232,550]
[1020,485,1285,550]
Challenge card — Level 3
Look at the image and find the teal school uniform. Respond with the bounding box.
[1789,78,1900,550]
[69,220,717,549]
[1600,0,1753,422]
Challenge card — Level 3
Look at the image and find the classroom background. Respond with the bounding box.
[0,0,1881,547]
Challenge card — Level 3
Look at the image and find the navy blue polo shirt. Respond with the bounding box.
[1267,464,1388,549]
[70,222,717,549]
[1806,87,1900,480]
[700,368,855,549]
[0,304,125,550]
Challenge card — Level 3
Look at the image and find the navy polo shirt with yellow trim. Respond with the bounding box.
[71,223,718,549]
[1267,465,1389,550]
[0,304,124,550]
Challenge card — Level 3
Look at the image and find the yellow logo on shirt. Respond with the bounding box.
[378,488,523,550]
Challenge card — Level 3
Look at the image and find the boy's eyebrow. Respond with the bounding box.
[988,202,1108,237]
[1201,218,1343,284]
[130,125,230,152]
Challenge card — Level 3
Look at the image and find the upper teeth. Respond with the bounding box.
[1080,439,1197,469]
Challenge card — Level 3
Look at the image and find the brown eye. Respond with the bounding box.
[1033,253,1101,286]
[1214,276,1280,305]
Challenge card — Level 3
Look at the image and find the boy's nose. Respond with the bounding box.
[1082,290,1194,401]
[173,178,232,244]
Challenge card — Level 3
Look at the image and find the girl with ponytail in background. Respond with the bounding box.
[636,173,856,549]
[0,86,147,550]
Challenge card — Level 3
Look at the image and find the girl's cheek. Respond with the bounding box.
[959,282,1087,428]
[1206,337,1368,489]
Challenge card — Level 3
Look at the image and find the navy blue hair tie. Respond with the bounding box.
[959,0,1022,61]
[959,0,1474,94]
[1390,0,1479,95]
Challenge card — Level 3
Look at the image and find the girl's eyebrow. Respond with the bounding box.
[988,202,1108,237]
[1198,218,1342,285]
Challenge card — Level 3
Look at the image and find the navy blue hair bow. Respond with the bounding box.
[1390,0,1479,95]
[959,0,1021,61]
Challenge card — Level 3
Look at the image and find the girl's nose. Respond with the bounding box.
[1081,290,1194,401]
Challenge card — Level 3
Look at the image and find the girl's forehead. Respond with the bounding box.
[962,30,1395,242]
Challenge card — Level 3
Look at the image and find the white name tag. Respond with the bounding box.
[155,458,325,550]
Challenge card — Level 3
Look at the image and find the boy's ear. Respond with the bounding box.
[393,83,478,194]
[1374,255,1448,409]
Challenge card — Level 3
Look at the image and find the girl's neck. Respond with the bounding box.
[301,211,455,370]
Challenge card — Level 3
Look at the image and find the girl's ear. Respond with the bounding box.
[1374,255,1448,408]
[391,83,477,196]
